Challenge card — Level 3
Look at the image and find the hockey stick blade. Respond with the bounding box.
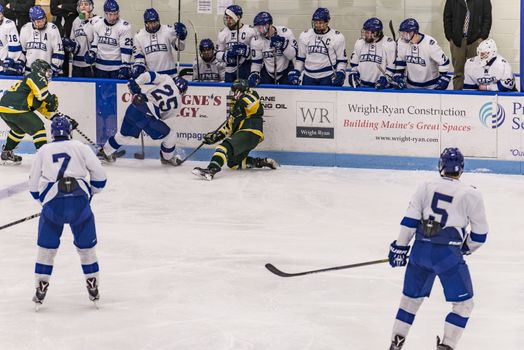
[265,258,389,277]
[134,152,145,160]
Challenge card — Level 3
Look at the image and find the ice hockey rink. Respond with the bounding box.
[1,157,523,350]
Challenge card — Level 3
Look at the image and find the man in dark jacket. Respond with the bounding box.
[443,0,492,90]
[51,0,77,76]
[0,0,35,31]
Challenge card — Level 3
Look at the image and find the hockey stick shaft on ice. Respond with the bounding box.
[177,119,228,165]
[0,213,40,231]
[265,258,389,277]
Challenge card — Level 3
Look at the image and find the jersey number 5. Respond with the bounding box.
[53,153,71,180]
[430,192,453,226]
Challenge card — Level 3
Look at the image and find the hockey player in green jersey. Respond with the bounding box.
[192,79,278,180]
[0,59,76,164]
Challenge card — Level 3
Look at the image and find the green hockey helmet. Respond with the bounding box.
[230,79,250,99]
[31,59,53,80]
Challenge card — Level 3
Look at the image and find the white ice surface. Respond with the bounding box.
[0,157,523,350]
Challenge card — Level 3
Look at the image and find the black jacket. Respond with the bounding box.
[50,0,77,37]
[444,0,492,47]
[0,0,35,15]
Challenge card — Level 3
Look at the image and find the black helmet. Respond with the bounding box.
[231,79,250,93]
[31,59,52,79]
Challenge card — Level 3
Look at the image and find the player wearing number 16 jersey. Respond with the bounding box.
[388,148,488,350]
[98,72,188,166]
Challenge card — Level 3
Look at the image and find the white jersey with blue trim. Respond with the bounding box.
[216,23,256,74]
[397,176,488,253]
[133,25,185,77]
[0,18,22,71]
[20,22,64,72]
[192,56,225,82]
[91,18,133,71]
[349,36,396,86]
[250,26,297,80]
[296,27,348,79]
[389,34,449,89]
[70,15,102,68]
[135,71,182,120]
[464,55,515,92]
[28,139,107,205]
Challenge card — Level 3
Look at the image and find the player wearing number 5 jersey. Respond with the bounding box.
[98,71,188,166]
[28,115,106,309]
[388,148,488,350]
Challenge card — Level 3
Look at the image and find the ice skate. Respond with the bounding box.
[1,145,22,165]
[86,277,100,308]
[253,157,279,169]
[436,336,453,350]
[32,280,49,311]
[96,149,116,163]
[160,151,182,166]
[192,166,219,181]
[389,334,405,350]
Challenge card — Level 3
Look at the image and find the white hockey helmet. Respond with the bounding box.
[477,39,497,65]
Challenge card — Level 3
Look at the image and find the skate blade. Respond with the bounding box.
[191,168,213,181]
[34,302,42,312]
[0,160,22,166]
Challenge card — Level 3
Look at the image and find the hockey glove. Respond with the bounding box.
[131,64,146,79]
[347,71,361,88]
[435,73,450,90]
[127,78,142,95]
[118,65,131,80]
[2,58,15,75]
[203,130,225,145]
[132,93,147,105]
[62,37,78,54]
[232,42,249,58]
[248,72,261,87]
[270,34,286,53]
[45,94,59,112]
[66,116,79,130]
[375,75,389,89]
[174,76,188,94]
[392,74,406,89]
[287,69,301,85]
[84,50,96,65]
[174,22,187,41]
[52,66,62,77]
[14,60,24,75]
[331,71,345,87]
[388,240,410,267]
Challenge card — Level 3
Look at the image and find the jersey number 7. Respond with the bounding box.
[53,153,71,180]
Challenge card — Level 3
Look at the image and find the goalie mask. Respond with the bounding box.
[477,39,497,66]
[362,18,383,43]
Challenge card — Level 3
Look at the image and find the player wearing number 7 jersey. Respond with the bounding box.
[98,71,188,165]
[388,147,488,350]
[28,115,106,309]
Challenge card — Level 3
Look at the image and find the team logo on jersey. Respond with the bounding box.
[99,36,118,46]
[479,102,505,129]
[359,53,382,64]
[296,101,334,139]
[27,42,47,51]
[405,55,426,66]
[74,28,86,38]
[145,44,168,54]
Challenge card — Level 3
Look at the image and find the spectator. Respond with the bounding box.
[443,0,492,90]
[0,0,35,31]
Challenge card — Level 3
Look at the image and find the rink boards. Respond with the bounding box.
[0,77,523,174]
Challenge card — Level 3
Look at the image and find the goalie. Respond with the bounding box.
[192,79,279,181]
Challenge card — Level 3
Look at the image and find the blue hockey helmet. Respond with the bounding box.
[174,76,188,94]
[224,5,242,29]
[363,17,383,32]
[104,0,119,12]
[399,18,419,43]
[439,147,464,176]
[254,11,272,26]
[312,8,330,22]
[0,4,4,13]
[29,6,47,29]
[51,114,72,139]
[144,8,160,33]
[199,38,215,62]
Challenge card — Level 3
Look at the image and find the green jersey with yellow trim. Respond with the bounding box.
[0,71,52,115]
[224,90,264,137]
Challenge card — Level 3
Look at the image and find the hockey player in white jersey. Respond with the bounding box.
[388,147,488,350]
[216,5,256,82]
[98,72,188,166]
[248,11,297,86]
[29,114,106,309]
[20,6,64,75]
[384,18,450,90]
[289,8,347,86]
[464,39,515,92]
[0,5,24,75]
[131,8,186,79]
[63,0,102,77]
[83,0,133,79]
[348,18,396,88]
[192,38,225,82]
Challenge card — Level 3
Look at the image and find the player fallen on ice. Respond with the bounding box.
[0,59,77,164]
[29,114,106,310]
[388,148,488,350]
[97,71,188,165]
[192,79,278,181]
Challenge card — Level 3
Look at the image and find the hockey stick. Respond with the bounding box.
[75,127,126,158]
[236,17,240,80]
[176,0,181,75]
[318,37,338,83]
[273,46,277,84]
[134,131,145,159]
[0,213,40,231]
[265,258,389,277]
[188,20,200,81]
[177,119,228,165]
